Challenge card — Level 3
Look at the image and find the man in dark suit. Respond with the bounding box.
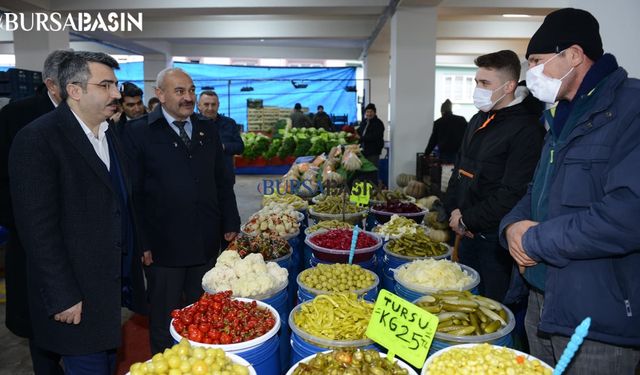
[424,99,468,164]
[109,82,145,137]
[124,68,241,354]
[0,49,71,375]
[9,51,146,374]
[197,90,244,184]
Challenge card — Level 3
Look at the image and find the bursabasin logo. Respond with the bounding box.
[0,12,143,32]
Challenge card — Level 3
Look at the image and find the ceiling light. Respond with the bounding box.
[502,14,531,18]
[291,80,308,89]
[344,85,357,92]
[240,86,254,92]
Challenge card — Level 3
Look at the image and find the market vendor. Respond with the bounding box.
[198,90,244,183]
[357,103,384,169]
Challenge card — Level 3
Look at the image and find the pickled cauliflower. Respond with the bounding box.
[202,251,288,298]
[395,258,473,292]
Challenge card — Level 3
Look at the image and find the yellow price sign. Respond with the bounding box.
[349,181,372,207]
[365,289,439,368]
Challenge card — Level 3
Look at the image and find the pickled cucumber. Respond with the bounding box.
[387,230,448,257]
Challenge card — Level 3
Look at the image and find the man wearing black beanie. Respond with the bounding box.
[500,8,640,374]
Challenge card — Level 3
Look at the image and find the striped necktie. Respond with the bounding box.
[173,120,191,148]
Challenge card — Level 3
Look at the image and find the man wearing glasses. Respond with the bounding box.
[9,51,146,374]
[123,68,240,354]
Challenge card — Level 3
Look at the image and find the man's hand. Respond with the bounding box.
[109,111,122,123]
[449,209,474,238]
[224,232,238,242]
[54,301,82,324]
[141,250,153,266]
[505,220,539,268]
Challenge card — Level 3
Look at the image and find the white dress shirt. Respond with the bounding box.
[71,110,110,171]
[162,107,193,139]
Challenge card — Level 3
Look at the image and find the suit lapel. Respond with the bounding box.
[57,102,115,194]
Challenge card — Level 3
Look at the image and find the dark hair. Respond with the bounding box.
[365,103,376,113]
[58,51,119,100]
[474,50,521,82]
[120,82,143,102]
[441,99,452,114]
[317,105,324,110]
[43,50,73,84]
[148,97,160,107]
[200,90,218,99]
[294,103,302,110]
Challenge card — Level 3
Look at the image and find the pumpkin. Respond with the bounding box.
[405,180,427,199]
[396,173,416,187]
[428,229,450,243]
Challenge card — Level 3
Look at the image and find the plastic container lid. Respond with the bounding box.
[413,295,515,343]
[288,300,374,349]
[126,352,257,375]
[169,298,281,353]
[393,261,480,294]
[421,344,554,374]
[202,276,288,301]
[296,267,379,297]
[304,230,382,262]
[382,240,452,261]
[286,350,418,375]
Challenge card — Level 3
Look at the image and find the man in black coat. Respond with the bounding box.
[443,50,545,303]
[0,49,70,375]
[124,67,241,354]
[109,82,146,138]
[357,103,385,168]
[9,51,146,374]
[424,99,468,163]
[312,105,333,131]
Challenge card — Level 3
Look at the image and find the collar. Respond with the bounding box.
[161,106,192,127]
[47,91,59,108]
[71,109,108,140]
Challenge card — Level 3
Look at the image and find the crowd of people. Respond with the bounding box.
[0,6,638,375]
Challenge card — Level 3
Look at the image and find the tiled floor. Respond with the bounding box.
[0,174,268,374]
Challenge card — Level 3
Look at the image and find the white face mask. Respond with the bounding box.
[473,82,507,112]
[526,51,574,104]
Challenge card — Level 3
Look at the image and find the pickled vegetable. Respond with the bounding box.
[292,349,409,375]
[395,259,473,292]
[299,264,375,292]
[306,220,352,234]
[426,344,552,375]
[386,230,448,257]
[373,215,423,238]
[128,339,250,375]
[293,293,373,340]
[312,195,362,214]
[262,193,308,211]
[415,291,509,336]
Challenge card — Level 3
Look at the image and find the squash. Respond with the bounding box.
[396,173,416,188]
[428,229,450,243]
[405,180,427,199]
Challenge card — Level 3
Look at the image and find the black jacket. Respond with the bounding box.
[444,89,545,233]
[358,115,385,157]
[313,111,333,131]
[425,112,468,163]
[9,102,146,354]
[0,92,55,338]
[124,106,241,267]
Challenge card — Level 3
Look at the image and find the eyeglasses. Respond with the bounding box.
[72,81,123,92]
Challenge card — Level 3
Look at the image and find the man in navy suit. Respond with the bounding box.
[0,49,70,375]
[9,51,146,375]
[124,68,241,354]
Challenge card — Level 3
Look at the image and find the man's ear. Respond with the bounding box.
[568,44,586,67]
[505,80,518,95]
[66,83,82,101]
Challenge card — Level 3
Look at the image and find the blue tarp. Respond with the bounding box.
[114,62,357,130]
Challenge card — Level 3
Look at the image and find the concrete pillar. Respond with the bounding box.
[389,5,437,188]
[13,28,69,72]
[364,51,390,140]
[572,0,640,78]
[143,53,172,102]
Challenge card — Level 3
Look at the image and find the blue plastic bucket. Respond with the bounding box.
[236,334,280,375]
[169,298,281,374]
[289,331,379,366]
[309,254,378,272]
[261,287,290,373]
